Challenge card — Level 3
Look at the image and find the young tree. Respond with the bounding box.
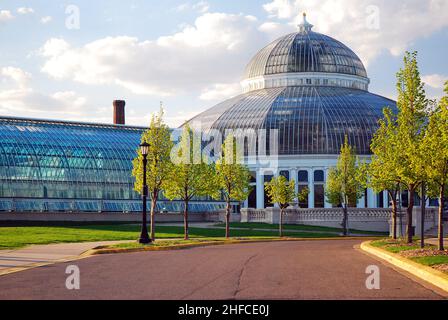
[395,51,428,244]
[132,109,173,241]
[297,187,310,209]
[326,136,366,236]
[164,124,217,240]
[265,175,296,237]
[423,82,448,250]
[369,108,402,239]
[215,135,251,238]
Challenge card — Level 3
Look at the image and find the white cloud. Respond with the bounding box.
[176,1,210,13]
[40,16,52,24]
[199,83,241,101]
[193,1,210,13]
[0,10,14,22]
[422,74,447,89]
[0,66,87,115]
[39,13,267,96]
[17,7,34,15]
[262,0,448,65]
[1,67,31,88]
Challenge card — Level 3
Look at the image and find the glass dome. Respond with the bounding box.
[190,86,396,155]
[243,15,368,80]
[188,14,396,156]
[244,32,368,80]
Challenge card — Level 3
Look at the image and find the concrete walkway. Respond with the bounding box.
[426,238,448,247]
[0,240,131,276]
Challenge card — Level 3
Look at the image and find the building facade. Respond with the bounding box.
[189,15,398,209]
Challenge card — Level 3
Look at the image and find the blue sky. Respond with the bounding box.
[0,0,447,127]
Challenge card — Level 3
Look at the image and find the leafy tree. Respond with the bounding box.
[423,82,448,250]
[326,136,366,236]
[369,108,402,239]
[215,135,251,238]
[164,124,217,240]
[297,187,310,209]
[132,109,173,241]
[265,175,296,237]
[395,51,428,244]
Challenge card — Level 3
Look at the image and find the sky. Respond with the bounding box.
[0,0,447,127]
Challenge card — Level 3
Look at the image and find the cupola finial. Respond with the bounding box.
[298,12,313,33]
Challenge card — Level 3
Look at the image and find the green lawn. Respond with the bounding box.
[0,224,340,250]
[370,238,434,253]
[411,256,448,266]
[214,222,388,236]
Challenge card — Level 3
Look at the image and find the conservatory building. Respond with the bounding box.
[188,14,397,210]
[0,15,401,215]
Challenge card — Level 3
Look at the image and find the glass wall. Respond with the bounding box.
[0,117,226,213]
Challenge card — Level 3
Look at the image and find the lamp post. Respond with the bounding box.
[139,142,151,244]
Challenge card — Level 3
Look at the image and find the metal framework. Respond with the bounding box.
[0,117,226,213]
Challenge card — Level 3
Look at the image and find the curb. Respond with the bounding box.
[360,240,448,293]
[90,236,380,255]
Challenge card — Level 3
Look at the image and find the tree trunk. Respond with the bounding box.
[390,194,398,240]
[438,185,445,251]
[184,200,189,240]
[150,197,157,241]
[420,183,426,249]
[279,208,284,238]
[407,188,415,244]
[225,201,231,239]
[342,201,348,236]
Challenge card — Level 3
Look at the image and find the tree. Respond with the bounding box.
[132,109,173,241]
[326,136,366,236]
[297,187,310,209]
[423,82,448,250]
[369,108,402,239]
[395,51,428,244]
[265,175,297,237]
[164,124,217,240]
[215,135,251,238]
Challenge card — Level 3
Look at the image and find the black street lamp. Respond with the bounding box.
[139,142,151,244]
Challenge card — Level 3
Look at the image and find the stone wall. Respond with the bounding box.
[0,212,223,223]
[241,207,440,234]
[241,207,392,232]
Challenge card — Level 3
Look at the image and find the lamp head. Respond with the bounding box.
[140,142,150,156]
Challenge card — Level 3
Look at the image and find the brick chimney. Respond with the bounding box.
[113,100,125,125]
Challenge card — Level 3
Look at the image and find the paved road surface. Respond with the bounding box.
[0,240,444,300]
[0,241,131,275]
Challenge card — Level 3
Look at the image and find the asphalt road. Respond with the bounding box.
[0,240,445,300]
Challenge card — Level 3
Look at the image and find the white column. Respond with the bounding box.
[290,168,298,202]
[357,195,366,208]
[256,170,264,209]
[383,191,389,208]
[324,168,332,208]
[308,168,314,209]
[367,188,376,208]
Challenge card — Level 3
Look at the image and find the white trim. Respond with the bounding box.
[241,72,370,93]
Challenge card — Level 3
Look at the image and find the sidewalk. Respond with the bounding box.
[426,238,448,246]
[0,240,131,276]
